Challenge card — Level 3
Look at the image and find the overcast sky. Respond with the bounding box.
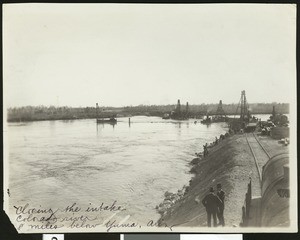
[3,4,296,107]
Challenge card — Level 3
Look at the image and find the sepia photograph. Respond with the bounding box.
[3,3,297,233]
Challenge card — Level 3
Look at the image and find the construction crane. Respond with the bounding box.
[235,90,250,122]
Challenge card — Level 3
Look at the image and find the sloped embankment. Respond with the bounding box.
[158,134,257,228]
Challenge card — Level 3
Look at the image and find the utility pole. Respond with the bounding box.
[96,103,99,119]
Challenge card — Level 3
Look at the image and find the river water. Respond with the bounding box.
[7,115,254,225]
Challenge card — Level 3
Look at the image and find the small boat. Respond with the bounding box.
[96,117,117,124]
[201,117,212,124]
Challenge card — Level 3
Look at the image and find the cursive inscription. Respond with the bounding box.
[13,201,174,232]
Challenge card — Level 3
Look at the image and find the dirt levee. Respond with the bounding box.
[158,134,286,227]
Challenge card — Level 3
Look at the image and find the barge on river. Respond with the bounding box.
[96,117,117,124]
[96,102,117,124]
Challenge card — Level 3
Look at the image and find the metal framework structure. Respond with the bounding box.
[235,90,249,121]
[240,90,248,120]
[215,100,226,116]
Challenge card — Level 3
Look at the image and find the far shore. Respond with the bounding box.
[6,103,289,123]
[6,111,289,123]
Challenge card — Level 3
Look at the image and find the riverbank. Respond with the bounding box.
[6,104,288,122]
[156,132,289,228]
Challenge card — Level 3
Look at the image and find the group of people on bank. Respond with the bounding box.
[202,183,225,227]
[199,135,229,227]
[202,132,230,157]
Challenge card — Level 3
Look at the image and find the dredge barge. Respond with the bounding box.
[95,102,117,124]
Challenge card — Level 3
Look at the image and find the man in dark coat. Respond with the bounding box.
[202,187,222,227]
[216,183,225,226]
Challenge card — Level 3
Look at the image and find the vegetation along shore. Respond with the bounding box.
[7,103,288,122]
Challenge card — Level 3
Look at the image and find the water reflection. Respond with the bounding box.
[96,122,117,132]
[62,119,74,123]
[49,120,56,132]
[174,122,182,137]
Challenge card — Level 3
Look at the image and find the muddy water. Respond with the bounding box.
[7,116,229,224]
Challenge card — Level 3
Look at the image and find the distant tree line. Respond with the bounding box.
[6,103,289,122]
[121,103,289,116]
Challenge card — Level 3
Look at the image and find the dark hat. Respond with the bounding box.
[217,183,222,188]
[209,187,214,192]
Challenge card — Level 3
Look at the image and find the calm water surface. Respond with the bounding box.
[8,116,232,223]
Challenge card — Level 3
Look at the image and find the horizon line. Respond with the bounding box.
[6,102,290,109]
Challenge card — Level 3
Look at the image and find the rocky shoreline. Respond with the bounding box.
[156,131,232,224]
[155,129,289,228]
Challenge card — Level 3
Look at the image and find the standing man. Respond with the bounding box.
[203,143,208,157]
[216,183,225,226]
[202,187,222,227]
